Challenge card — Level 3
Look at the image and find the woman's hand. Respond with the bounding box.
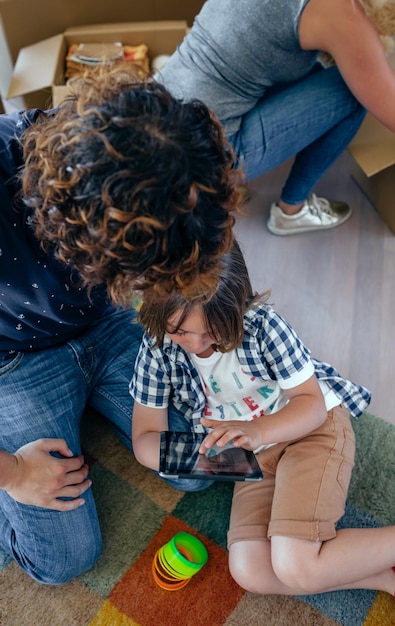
[4,439,91,511]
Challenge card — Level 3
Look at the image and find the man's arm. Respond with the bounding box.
[0,449,16,490]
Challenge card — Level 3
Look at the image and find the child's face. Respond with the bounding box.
[166,306,217,358]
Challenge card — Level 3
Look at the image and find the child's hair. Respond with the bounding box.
[138,239,271,351]
[20,63,243,307]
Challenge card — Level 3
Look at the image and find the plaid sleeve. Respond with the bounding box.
[257,307,313,383]
[250,306,371,417]
[160,432,204,473]
[129,334,172,408]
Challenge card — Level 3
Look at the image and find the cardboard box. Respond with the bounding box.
[0,0,201,62]
[6,21,188,110]
[348,49,395,235]
[0,0,202,110]
[348,113,395,234]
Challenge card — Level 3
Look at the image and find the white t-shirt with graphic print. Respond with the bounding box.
[190,348,341,451]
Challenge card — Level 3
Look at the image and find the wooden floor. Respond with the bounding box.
[234,151,395,425]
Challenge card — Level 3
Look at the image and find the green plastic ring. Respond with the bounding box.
[162,532,208,578]
[157,547,188,580]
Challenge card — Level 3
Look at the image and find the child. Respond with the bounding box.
[130,241,395,598]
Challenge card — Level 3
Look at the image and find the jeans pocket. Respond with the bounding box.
[0,352,23,377]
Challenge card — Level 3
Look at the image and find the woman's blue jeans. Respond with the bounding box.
[0,309,208,584]
[228,65,366,204]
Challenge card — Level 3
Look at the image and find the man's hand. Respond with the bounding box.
[5,439,91,511]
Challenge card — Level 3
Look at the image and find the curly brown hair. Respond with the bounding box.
[20,63,244,306]
[138,239,271,351]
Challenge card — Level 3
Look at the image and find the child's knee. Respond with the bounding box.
[229,541,272,594]
[271,538,321,593]
[229,557,258,592]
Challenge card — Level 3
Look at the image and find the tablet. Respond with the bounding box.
[158,431,263,482]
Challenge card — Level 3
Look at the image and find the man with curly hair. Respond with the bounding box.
[0,64,241,584]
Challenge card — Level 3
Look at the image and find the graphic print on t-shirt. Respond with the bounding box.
[191,349,287,422]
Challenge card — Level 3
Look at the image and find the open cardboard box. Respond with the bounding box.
[0,0,201,64]
[348,50,395,235]
[6,21,188,109]
[348,114,395,234]
[0,0,203,111]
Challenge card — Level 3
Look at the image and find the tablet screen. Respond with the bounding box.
[159,431,263,482]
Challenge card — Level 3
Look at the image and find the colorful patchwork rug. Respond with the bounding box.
[1,411,394,626]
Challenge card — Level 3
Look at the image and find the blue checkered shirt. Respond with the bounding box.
[130,304,371,433]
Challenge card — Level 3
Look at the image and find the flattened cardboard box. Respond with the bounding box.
[348,51,395,235]
[7,21,188,109]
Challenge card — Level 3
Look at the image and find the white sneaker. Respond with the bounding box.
[267,193,352,236]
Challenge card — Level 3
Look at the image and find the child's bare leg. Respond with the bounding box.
[229,540,297,595]
[229,530,395,596]
[271,528,395,595]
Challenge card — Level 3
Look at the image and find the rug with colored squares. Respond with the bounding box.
[0,410,394,626]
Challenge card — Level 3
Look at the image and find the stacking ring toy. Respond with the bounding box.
[152,532,208,590]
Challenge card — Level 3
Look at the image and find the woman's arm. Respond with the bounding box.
[300,0,395,133]
[132,402,169,470]
[200,374,327,452]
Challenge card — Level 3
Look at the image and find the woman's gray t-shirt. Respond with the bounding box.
[157,0,319,134]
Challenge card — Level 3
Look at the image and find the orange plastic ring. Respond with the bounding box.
[152,558,191,591]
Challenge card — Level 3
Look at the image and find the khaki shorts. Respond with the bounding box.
[227,406,355,547]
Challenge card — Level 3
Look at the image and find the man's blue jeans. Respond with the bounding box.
[0,309,208,584]
[228,65,366,204]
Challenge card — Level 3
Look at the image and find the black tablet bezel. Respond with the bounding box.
[158,431,263,482]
